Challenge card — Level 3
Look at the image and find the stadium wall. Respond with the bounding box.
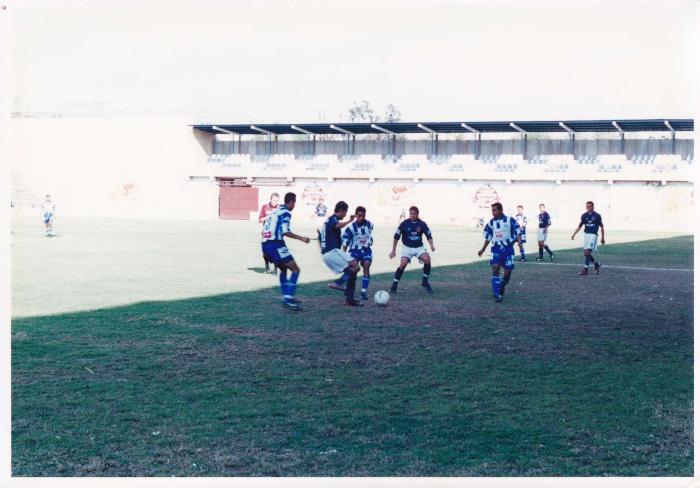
[8,117,694,232]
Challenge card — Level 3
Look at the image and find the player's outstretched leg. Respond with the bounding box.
[329,268,350,291]
[344,262,363,306]
[544,245,555,261]
[419,254,433,293]
[360,260,371,301]
[390,258,408,293]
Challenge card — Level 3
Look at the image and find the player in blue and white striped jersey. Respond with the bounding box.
[261,192,312,311]
[342,206,374,301]
[514,205,528,262]
[477,202,521,302]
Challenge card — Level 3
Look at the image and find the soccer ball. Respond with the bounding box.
[373,290,390,307]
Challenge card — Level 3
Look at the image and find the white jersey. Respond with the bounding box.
[515,212,527,234]
[41,201,56,214]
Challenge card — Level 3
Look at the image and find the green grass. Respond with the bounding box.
[11,218,693,476]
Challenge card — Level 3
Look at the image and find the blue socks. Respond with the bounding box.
[280,271,300,299]
[491,276,502,297]
[520,247,526,258]
[361,276,370,294]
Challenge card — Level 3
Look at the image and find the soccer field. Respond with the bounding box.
[11,216,694,476]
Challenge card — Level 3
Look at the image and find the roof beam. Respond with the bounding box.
[510,122,527,134]
[664,120,675,133]
[250,125,276,136]
[291,125,316,136]
[371,124,396,136]
[612,121,624,134]
[212,125,239,135]
[559,122,575,134]
[417,123,438,135]
[330,124,354,136]
[460,123,480,134]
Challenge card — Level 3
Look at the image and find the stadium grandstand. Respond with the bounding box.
[191,118,694,232]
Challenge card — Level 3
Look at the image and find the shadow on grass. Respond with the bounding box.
[11,235,694,476]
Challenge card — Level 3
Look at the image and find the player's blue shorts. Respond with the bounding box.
[262,240,294,265]
[490,246,515,270]
[43,212,53,224]
[349,248,373,263]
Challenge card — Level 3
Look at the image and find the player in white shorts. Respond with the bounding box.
[571,200,606,275]
[535,203,555,261]
[319,201,363,306]
[389,206,435,293]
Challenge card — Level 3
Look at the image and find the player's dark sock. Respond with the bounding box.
[361,276,370,294]
[500,273,511,295]
[589,255,596,264]
[544,245,553,257]
[289,271,300,297]
[393,267,404,283]
[422,262,431,284]
[345,271,358,301]
[584,255,591,267]
[491,275,502,297]
[538,248,544,259]
[520,248,526,259]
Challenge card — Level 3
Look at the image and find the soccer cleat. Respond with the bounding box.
[344,299,364,307]
[594,262,601,274]
[519,257,527,262]
[535,257,543,262]
[578,267,588,275]
[282,299,301,311]
[422,281,433,293]
[549,253,555,261]
[285,297,301,304]
[389,282,398,293]
[494,294,503,302]
[328,282,346,291]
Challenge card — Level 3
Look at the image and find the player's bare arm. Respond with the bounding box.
[284,231,310,243]
[477,239,489,257]
[335,214,355,229]
[389,238,399,259]
[571,223,583,240]
[427,238,435,252]
[600,223,605,245]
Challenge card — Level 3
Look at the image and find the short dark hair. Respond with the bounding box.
[355,205,366,214]
[586,201,594,206]
[409,206,419,214]
[517,205,523,209]
[491,202,503,211]
[270,192,279,198]
[539,203,545,207]
[284,192,296,204]
[335,201,349,213]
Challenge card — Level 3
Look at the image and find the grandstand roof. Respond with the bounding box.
[192,119,693,135]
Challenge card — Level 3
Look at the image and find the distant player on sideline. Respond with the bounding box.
[261,192,311,311]
[315,197,328,228]
[535,203,555,261]
[342,206,374,302]
[258,192,280,274]
[571,200,606,275]
[477,202,521,302]
[319,201,363,306]
[389,206,435,293]
[514,204,528,262]
[41,194,56,237]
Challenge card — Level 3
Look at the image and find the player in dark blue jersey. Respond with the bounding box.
[260,192,312,311]
[571,200,606,275]
[342,206,374,301]
[389,206,435,293]
[477,202,521,302]
[319,201,363,306]
[535,203,555,261]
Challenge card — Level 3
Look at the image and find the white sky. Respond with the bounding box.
[6,0,697,122]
